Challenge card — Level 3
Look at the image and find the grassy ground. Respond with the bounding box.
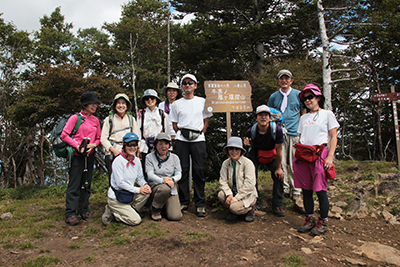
[0,160,398,266]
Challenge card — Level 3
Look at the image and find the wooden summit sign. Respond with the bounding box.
[371,92,400,101]
[204,80,252,113]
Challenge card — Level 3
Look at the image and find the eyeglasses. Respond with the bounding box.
[125,142,138,147]
[182,81,196,86]
[302,94,315,102]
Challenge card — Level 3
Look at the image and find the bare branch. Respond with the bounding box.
[331,76,360,83]
[331,68,358,73]
[331,37,367,45]
[325,7,351,11]
[328,26,347,40]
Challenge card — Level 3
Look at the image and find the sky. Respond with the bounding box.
[1,0,129,33]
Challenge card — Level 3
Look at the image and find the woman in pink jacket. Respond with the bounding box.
[61,91,101,226]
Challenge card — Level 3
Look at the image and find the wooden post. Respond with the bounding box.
[226,112,231,140]
[391,87,400,166]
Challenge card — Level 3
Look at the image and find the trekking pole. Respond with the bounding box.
[81,138,89,190]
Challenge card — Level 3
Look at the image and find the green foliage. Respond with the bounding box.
[68,244,81,249]
[24,256,61,267]
[18,242,35,250]
[180,231,213,246]
[84,254,96,264]
[112,236,131,246]
[283,253,306,267]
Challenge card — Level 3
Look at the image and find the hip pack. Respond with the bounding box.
[294,143,325,163]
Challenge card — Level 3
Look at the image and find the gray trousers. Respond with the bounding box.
[282,135,301,195]
[151,184,182,221]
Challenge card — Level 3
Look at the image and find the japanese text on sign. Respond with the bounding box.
[205,81,252,113]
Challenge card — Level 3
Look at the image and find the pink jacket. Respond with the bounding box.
[60,110,101,156]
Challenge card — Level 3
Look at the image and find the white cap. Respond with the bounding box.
[180,74,197,85]
[256,105,271,115]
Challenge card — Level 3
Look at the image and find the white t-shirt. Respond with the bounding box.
[158,101,177,136]
[169,96,213,142]
[298,109,339,146]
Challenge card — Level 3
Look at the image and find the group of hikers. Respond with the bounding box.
[59,70,339,237]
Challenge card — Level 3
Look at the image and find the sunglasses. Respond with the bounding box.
[302,94,315,102]
[144,96,156,101]
[182,81,196,86]
[125,142,138,147]
[228,147,241,151]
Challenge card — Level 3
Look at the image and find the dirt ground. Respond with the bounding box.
[1,196,400,267]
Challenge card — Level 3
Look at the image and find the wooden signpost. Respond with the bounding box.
[204,81,253,140]
[371,87,400,166]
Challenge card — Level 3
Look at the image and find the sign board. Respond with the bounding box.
[371,92,400,101]
[204,80,252,113]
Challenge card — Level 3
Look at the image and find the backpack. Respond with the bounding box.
[138,108,165,138]
[51,114,82,161]
[108,111,134,137]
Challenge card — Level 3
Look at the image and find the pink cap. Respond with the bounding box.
[299,84,322,100]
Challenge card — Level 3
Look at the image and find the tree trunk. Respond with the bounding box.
[317,0,333,110]
[38,126,45,185]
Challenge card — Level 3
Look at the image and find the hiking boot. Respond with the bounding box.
[272,206,285,217]
[226,212,239,222]
[80,212,93,221]
[181,205,188,212]
[196,207,206,217]
[65,215,80,226]
[244,207,255,223]
[102,205,115,226]
[298,216,316,233]
[310,218,328,236]
[151,207,162,222]
[293,194,305,213]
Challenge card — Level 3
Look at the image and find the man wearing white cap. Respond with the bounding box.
[169,73,213,217]
[268,69,306,209]
[244,105,285,217]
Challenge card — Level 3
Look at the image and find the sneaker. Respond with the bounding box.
[244,208,255,223]
[65,215,80,226]
[102,205,115,226]
[151,207,162,222]
[272,206,285,217]
[80,212,93,221]
[310,218,328,236]
[298,216,316,233]
[181,205,188,212]
[196,207,206,217]
[226,212,239,222]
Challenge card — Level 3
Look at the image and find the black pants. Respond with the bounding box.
[246,148,284,208]
[65,153,95,218]
[174,140,207,208]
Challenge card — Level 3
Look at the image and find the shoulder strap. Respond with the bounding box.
[251,123,257,141]
[71,113,82,137]
[140,109,145,138]
[159,109,165,132]
[108,113,115,136]
[270,121,276,141]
